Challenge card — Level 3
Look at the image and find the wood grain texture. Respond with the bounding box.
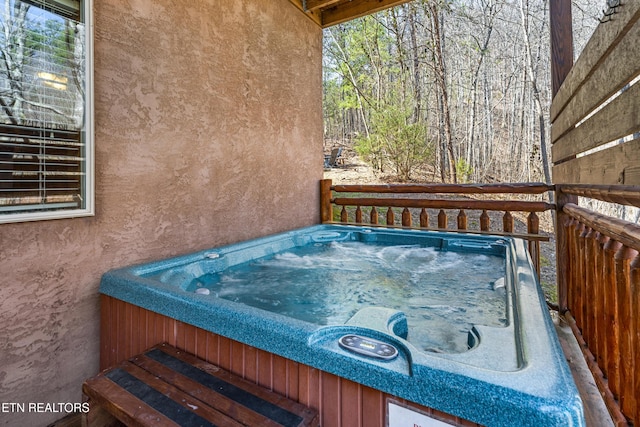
[551,0,640,121]
[552,80,640,161]
[551,12,640,142]
[553,138,640,186]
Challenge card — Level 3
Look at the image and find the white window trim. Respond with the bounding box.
[0,0,94,224]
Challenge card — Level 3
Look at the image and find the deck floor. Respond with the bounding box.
[553,312,615,427]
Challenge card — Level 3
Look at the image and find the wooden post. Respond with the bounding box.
[549,0,573,96]
[556,187,577,313]
[631,255,640,425]
[527,212,540,276]
[320,179,333,223]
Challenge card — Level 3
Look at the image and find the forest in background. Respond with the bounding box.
[322,0,602,185]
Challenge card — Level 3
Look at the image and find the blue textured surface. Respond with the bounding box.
[100,224,585,427]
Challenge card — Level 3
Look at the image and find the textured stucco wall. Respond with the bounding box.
[0,1,322,425]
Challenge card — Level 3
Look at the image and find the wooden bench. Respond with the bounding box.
[82,343,319,427]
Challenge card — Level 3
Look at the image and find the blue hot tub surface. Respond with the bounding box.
[100,225,585,427]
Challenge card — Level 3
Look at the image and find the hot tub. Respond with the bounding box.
[100,224,584,427]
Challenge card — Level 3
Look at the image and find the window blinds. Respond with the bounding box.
[0,0,85,214]
[21,0,80,20]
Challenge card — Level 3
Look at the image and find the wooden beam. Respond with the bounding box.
[320,0,413,27]
[333,182,553,194]
[332,197,555,212]
[549,0,573,97]
[304,0,343,12]
[288,0,323,26]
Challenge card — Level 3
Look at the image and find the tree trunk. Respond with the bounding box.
[429,2,457,183]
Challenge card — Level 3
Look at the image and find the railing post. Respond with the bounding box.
[320,179,333,223]
[555,186,576,313]
[527,212,540,276]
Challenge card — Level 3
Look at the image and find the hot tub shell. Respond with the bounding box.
[99,224,585,427]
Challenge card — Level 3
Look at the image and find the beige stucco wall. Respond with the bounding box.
[0,0,322,425]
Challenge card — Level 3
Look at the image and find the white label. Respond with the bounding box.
[387,401,454,427]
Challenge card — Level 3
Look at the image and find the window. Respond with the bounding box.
[0,0,93,223]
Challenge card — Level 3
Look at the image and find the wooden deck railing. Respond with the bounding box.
[556,184,640,426]
[320,179,554,275]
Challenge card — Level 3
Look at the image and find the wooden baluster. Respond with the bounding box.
[527,212,540,276]
[584,228,597,351]
[576,225,589,340]
[340,206,348,223]
[419,208,429,228]
[565,221,578,319]
[457,210,467,230]
[604,240,623,399]
[631,255,640,425]
[480,210,490,232]
[503,211,514,233]
[615,245,638,418]
[572,222,587,331]
[594,233,610,375]
[386,208,394,226]
[355,206,363,223]
[438,210,447,229]
[402,208,412,227]
[370,207,378,225]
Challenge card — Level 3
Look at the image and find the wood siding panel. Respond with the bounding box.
[361,385,384,427]
[551,1,640,121]
[552,80,640,163]
[552,138,640,186]
[551,16,640,143]
[340,379,362,426]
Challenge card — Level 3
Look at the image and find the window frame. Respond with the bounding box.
[0,0,94,224]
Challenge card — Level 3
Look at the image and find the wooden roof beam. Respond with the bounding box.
[320,0,414,27]
[288,0,323,26]
[304,0,343,12]
[289,0,414,28]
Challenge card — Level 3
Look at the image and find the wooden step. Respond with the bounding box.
[82,343,319,427]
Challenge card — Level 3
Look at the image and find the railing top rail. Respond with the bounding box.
[564,202,640,252]
[557,184,640,209]
[331,182,554,195]
[332,197,555,213]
